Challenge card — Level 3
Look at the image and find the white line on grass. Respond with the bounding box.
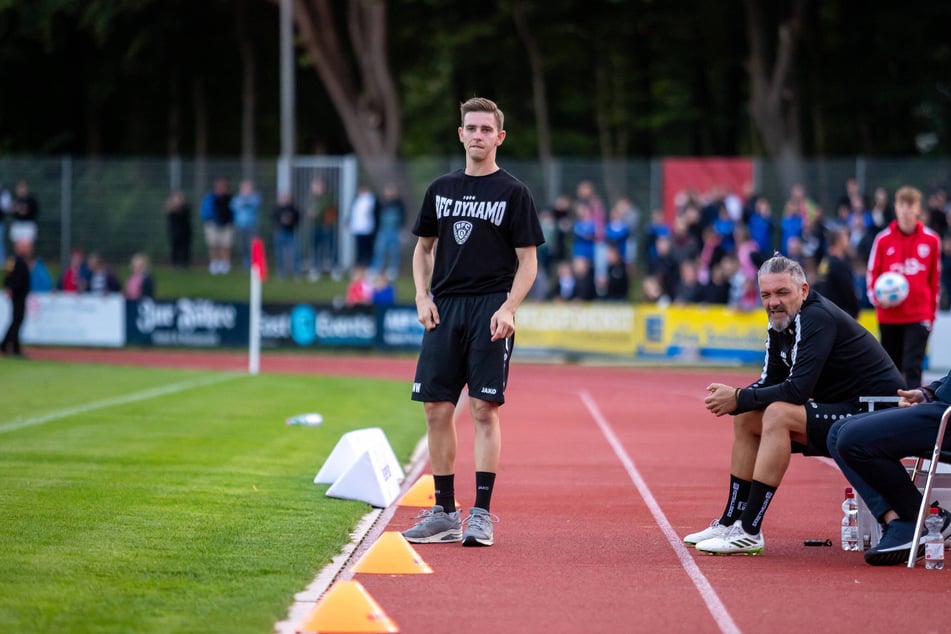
[579,390,742,634]
[0,373,242,435]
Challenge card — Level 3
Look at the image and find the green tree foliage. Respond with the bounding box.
[0,0,949,158]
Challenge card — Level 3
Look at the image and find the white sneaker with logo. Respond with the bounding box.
[684,519,731,545]
[695,524,765,555]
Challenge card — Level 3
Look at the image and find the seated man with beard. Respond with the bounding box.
[685,255,904,555]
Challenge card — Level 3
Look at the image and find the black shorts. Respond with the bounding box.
[411,292,512,405]
[793,400,864,457]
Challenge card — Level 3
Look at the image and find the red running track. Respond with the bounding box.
[31,348,951,634]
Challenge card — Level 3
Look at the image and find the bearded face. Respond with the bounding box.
[759,272,808,331]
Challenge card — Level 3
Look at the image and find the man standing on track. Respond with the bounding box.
[402,97,544,548]
[866,185,941,389]
[1,239,32,358]
[686,255,903,555]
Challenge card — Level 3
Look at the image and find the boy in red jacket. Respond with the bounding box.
[866,186,941,388]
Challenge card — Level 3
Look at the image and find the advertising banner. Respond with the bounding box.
[635,304,766,364]
[661,157,753,224]
[277,303,376,349]
[377,305,425,350]
[126,298,248,347]
[0,292,125,347]
[515,303,637,356]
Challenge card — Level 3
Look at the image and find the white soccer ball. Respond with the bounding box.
[874,272,910,308]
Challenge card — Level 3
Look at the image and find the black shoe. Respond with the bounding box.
[864,520,923,566]
[930,502,951,541]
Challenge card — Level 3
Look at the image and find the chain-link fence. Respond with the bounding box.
[1,154,948,273]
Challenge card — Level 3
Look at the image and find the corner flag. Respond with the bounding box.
[249,237,267,375]
[251,237,268,282]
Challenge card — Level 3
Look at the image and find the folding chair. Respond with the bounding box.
[906,404,951,568]
[858,396,901,412]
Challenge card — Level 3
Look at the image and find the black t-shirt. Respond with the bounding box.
[413,168,544,297]
[12,194,38,221]
[213,194,233,226]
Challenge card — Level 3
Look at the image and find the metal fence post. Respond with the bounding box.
[169,155,182,193]
[60,155,72,267]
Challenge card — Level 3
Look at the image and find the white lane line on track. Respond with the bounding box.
[579,390,742,634]
[0,373,242,435]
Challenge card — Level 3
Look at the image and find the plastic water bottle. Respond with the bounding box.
[924,507,945,570]
[841,487,859,551]
[285,413,324,426]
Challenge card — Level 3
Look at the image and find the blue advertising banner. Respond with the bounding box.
[126,298,249,347]
[377,305,425,350]
[284,303,377,348]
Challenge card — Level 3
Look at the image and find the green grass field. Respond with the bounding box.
[50,259,645,304]
[0,359,422,634]
[47,263,421,305]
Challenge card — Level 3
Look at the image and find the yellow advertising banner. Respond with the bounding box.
[634,304,881,363]
[516,303,637,355]
[515,302,881,362]
[634,304,765,362]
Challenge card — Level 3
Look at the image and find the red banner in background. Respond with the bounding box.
[661,158,754,224]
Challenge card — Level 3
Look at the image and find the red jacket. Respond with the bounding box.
[866,220,941,324]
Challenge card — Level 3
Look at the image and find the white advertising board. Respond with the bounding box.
[0,292,125,347]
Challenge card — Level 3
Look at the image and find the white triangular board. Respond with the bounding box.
[325,446,403,508]
[312,427,403,484]
[313,427,402,484]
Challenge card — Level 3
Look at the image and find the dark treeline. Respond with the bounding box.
[1,0,949,160]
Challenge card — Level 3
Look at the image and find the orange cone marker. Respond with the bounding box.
[297,580,398,633]
[397,474,458,508]
[353,531,434,575]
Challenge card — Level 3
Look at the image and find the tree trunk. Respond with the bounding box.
[294,0,409,198]
[595,46,629,203]
[512,0,553,203]
[744,0,808,193]
[234,0,257,181]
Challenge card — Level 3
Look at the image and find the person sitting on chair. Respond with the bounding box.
[685,254,904,555]
[827,370,951,565]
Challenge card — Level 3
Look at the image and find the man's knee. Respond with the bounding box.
[469,397,501,427]
[424,402,456,428]
[762,401,803,433]
[733,411,762,436]
[829,418,866,461]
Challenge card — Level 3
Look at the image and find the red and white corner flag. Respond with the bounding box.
[249,237,267,375]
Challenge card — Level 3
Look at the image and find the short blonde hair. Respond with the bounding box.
[895,186,922,206]
[460,97,504,131]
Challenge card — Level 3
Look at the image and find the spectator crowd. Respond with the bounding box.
[4,173,951,316]
[528,176,951,316]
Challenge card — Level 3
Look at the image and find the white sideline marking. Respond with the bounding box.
[273,396,466,634]
[579,390,742,634]
[0,374,241,434]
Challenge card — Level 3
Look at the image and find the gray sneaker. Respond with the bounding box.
[462,507,499,547]
[401,505,462,543]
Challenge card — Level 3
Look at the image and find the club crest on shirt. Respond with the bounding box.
[453,221,473,245]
